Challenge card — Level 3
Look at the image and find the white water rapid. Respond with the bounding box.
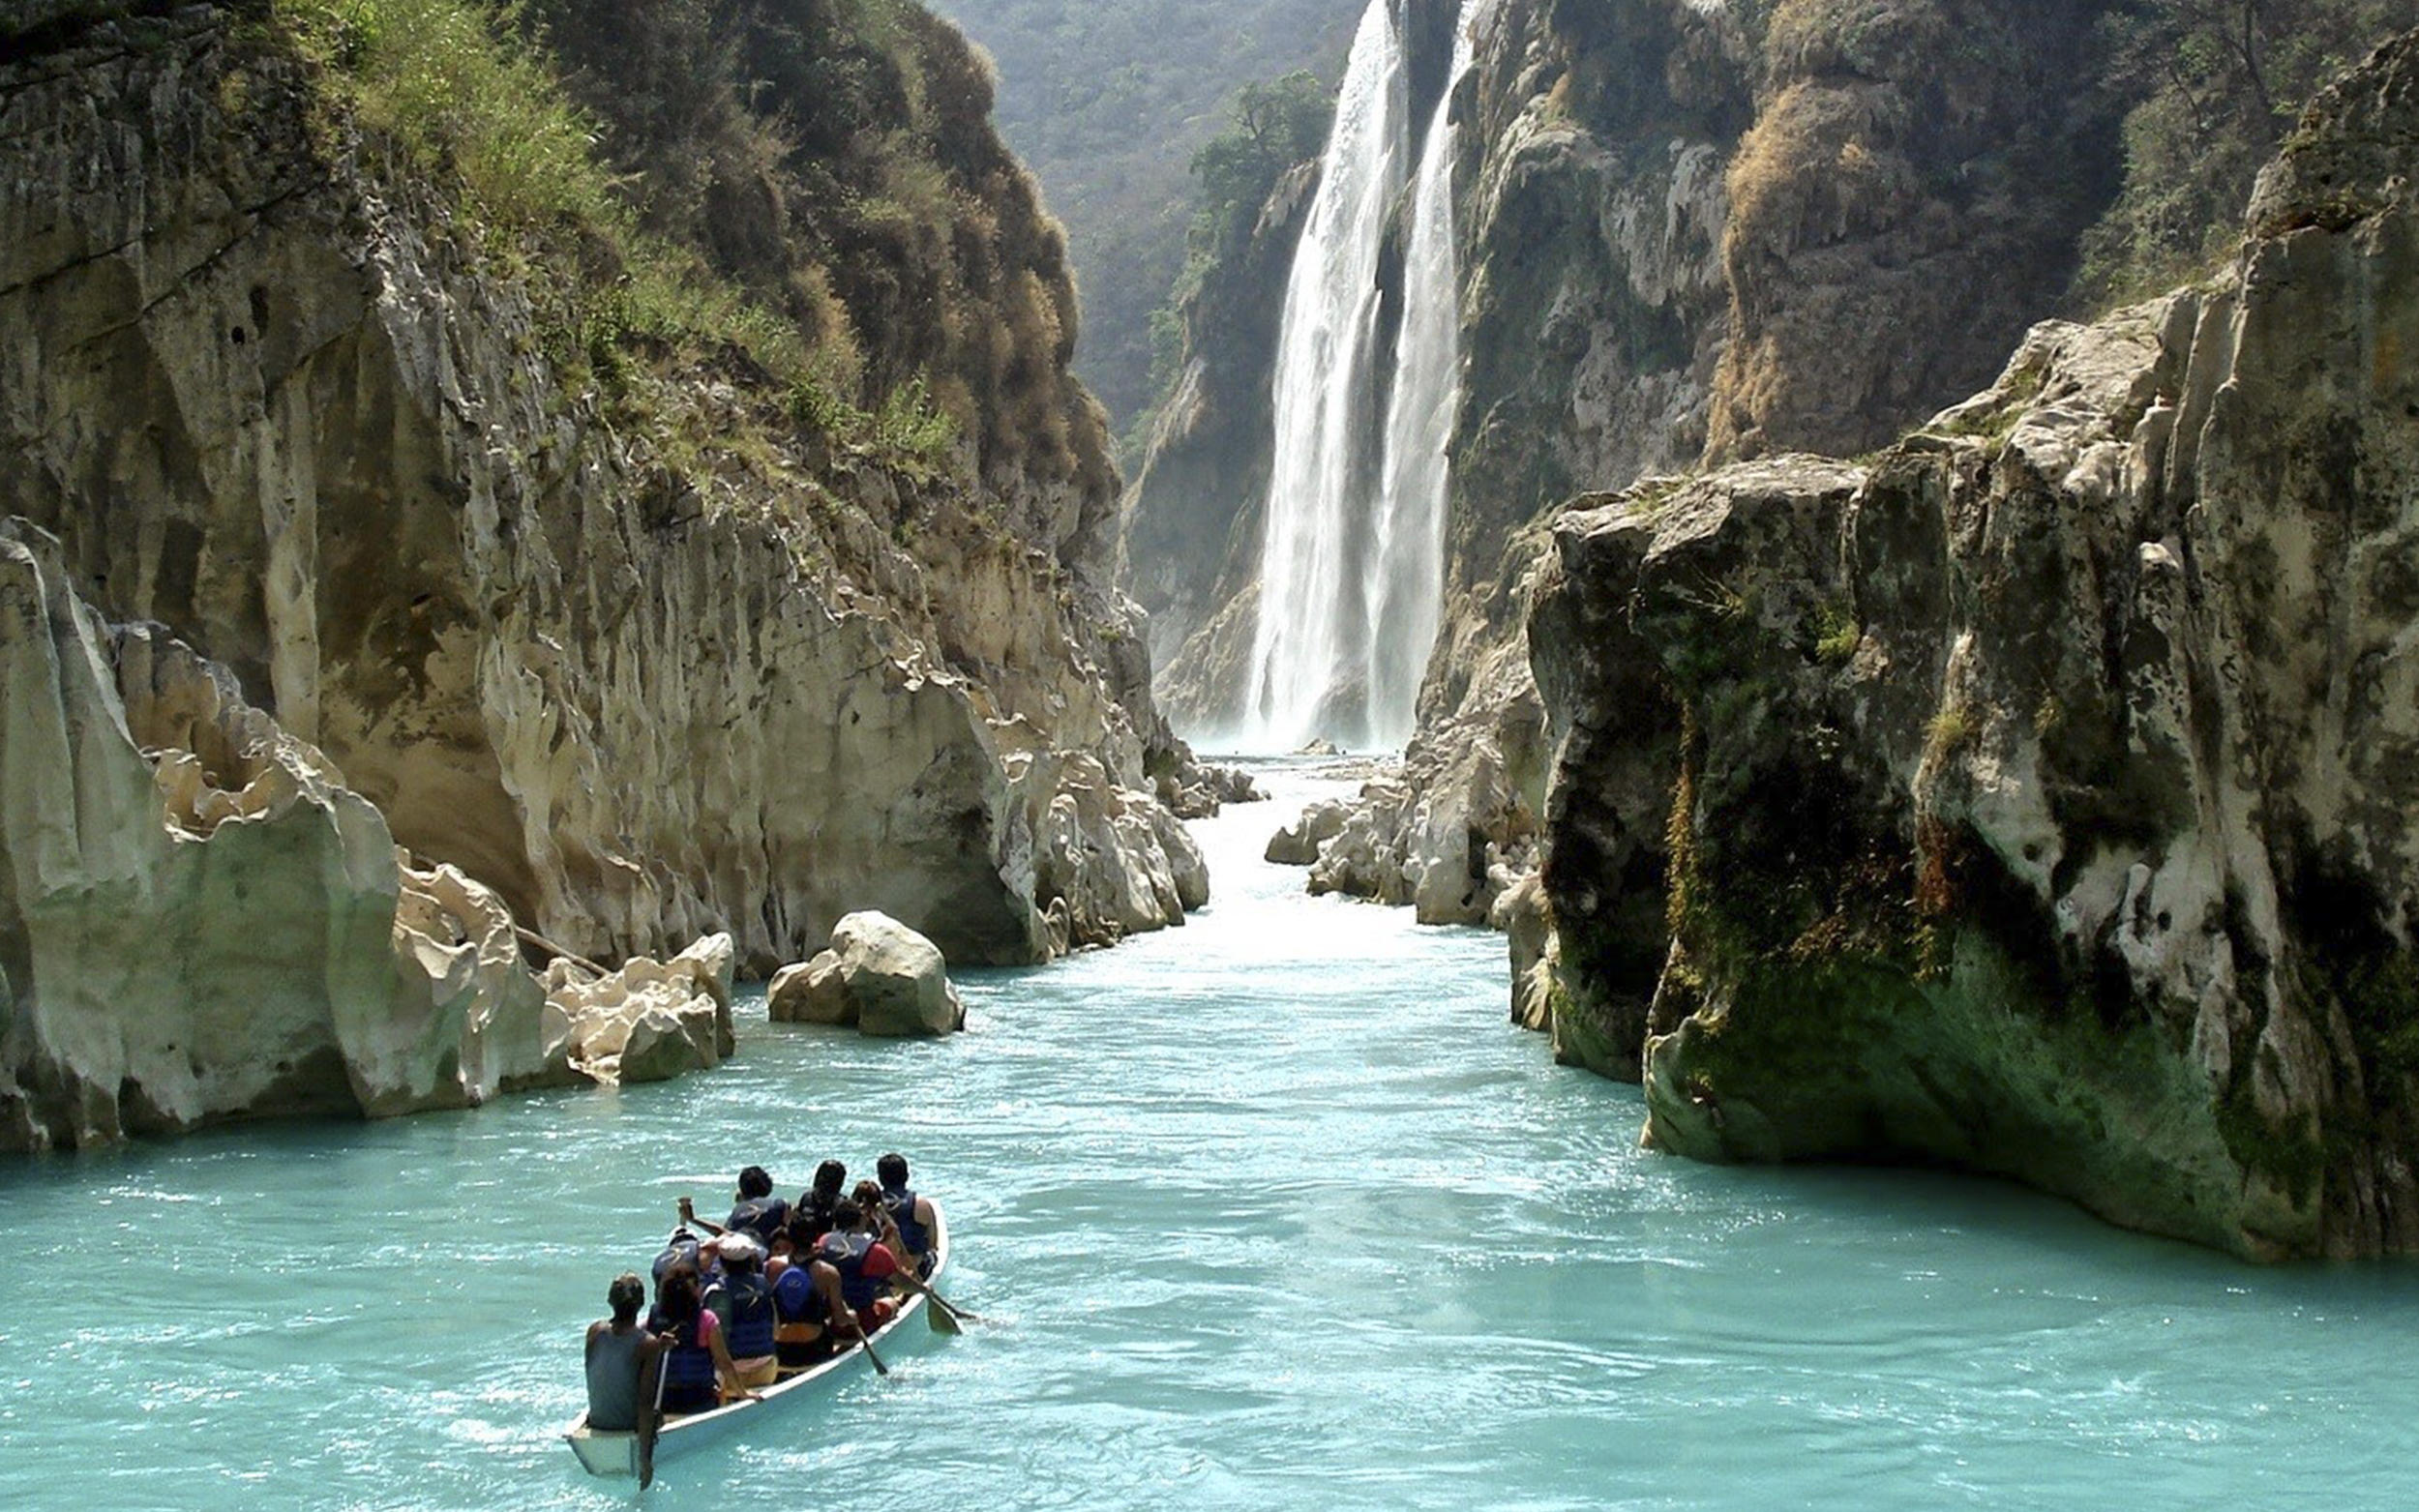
[1241,0,1475,753]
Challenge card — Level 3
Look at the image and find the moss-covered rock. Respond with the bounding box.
[1532,30,2419,1259]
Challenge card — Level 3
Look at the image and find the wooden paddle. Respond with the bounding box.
[923,1290,976,1333]
[849,1313,890,1376]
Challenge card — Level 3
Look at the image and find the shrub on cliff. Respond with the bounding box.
[2079,0,2405,302]
[1139,68,1332,435]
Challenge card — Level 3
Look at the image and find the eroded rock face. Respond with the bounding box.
[768,912,966,1038]
[1530,31,2419,1259]
[0,9,1199,994]
[1703,0,2121,461]
[0,522,558,1148]
[547,934,736,1084]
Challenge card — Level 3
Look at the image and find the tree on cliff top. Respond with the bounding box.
[2081,0,2405,302]
[1142,69,1333,423]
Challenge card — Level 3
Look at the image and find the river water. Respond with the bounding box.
[2,762,2413,1510]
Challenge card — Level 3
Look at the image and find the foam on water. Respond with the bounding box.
[1,762,2413,1509]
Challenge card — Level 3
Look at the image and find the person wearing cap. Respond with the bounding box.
[584,1273,666,1486]
[678,1164,790,1247]
[651,1226,703,1284]
[701,1230,780,1388]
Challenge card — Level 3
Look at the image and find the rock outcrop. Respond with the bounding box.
[0,521,564,1148]
[1133,0,2138,943]
[0,7,1201,993]
[547,934,737,1084]
[769,912,966,1037]
[1530,30,2419,1260]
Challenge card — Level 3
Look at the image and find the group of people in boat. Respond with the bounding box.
[582,1152,941,1482]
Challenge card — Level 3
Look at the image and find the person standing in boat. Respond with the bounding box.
[678,1165,790,1246]
[648,1262,760,1416]
[584,1274,666,1488]
[877,1152,938,1278]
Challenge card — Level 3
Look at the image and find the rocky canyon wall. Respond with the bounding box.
[0,5,1206,1143]
[1530,29,2419,1259]
[0,519,562,1147]
[1150,0,2138,932]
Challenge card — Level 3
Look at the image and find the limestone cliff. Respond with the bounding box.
[0,520,564,1148]
[1,4,1202,997]
[1530,29,2419,1259]
[1143,0,2146,934]
[1122,159,1317,702]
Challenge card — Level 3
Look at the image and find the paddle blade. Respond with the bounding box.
[927,1297,963,1335]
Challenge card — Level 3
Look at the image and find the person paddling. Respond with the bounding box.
[583,1274,666,1488]
[679,1165,790,1245]
[787,1159,848,1251]
[648,1263,761,1415]
[768,1243,858,1372]
[703,1231,781,1389]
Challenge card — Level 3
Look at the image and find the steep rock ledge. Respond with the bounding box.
[1530,31,2419,1259]
[0,9,1201,991]
[0,521,565,1148]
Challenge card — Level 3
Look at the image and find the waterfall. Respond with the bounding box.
[1363,15,1474,749]
[1240,0,1475,753]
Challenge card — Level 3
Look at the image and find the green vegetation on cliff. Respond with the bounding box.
[1147,70,1333,412]
[242,0,1106,516]
[2081,0,2406,302]
[925,0,1357,430]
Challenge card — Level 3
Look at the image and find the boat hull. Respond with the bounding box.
[563,1201,949,1477]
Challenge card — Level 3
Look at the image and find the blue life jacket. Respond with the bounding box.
[727,1197,789,1244]
[650,1308,718,1406]
[883,1185,930,1262]
[651,1236,700,1283]
[830,1232,883,1312]
[722,1272,775,1358]
[772,1264,827,1324]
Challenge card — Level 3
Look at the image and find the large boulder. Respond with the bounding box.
[1266,799,1351,865]
[768,913,966,1037]
[545,933,735,1083]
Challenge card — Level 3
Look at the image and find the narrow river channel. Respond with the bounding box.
[1,761,2411,1510]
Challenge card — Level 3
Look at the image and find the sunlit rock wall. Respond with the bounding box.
[0,10,1200,984]
[1532,31,2419,1259]
[0,521,562,1149]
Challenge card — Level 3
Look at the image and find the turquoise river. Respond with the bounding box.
[2,763,2414,1510]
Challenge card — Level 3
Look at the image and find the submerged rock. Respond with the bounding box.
[1529,30,2419,1260]
[770,912,966,1037]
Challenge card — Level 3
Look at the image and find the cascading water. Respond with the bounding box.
[1241,0,1477,753]
[1241,0,1409,752]
[1362,13,1474,749]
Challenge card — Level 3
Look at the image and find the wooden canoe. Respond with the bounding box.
[564,1201,949,1477]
